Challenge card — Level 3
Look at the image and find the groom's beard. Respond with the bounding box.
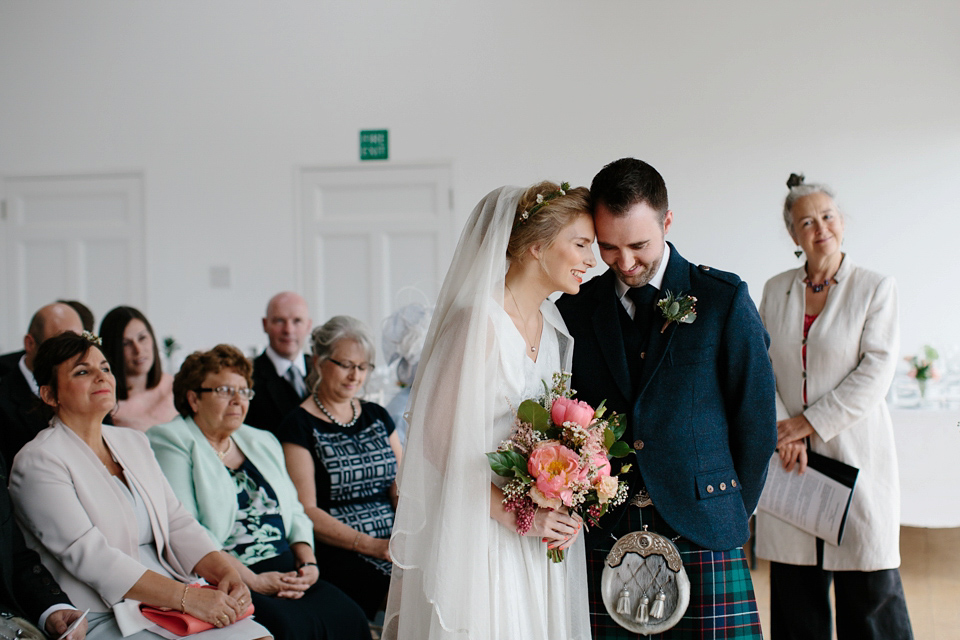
[612,250,664,288]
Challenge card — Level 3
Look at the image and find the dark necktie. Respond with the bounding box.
[285,365,308,399]
[627,285,658,334]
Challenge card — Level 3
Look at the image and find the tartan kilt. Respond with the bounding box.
[588,504,763,639]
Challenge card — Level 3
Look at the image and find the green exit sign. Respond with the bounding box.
[360,129,388,161]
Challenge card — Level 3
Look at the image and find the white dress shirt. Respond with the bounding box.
[265,345,307,378]
[614,242,671,319]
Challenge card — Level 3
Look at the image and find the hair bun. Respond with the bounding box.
[786,173,805,189]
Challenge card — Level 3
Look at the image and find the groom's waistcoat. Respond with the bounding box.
[557,244,777,551]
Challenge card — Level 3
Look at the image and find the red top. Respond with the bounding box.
[802,313,818,405]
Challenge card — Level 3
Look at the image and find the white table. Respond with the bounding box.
[890,408,960,527]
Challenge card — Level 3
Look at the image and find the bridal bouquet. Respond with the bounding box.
[486,372,632,562]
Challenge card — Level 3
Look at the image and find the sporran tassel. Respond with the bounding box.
[616,586,631,615]
[634,594,650,624]
[650,590,666,619]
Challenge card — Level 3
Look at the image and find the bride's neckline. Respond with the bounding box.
[496,298,546,364]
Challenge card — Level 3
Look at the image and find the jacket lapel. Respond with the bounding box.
[636,244,691,400]
[591,271,632,401]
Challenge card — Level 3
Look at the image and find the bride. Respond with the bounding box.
[384,182,597,639]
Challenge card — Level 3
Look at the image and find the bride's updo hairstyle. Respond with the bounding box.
[507,181,590,263]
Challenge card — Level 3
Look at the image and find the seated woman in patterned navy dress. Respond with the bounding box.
[148,344,372,640]
[277,316,401,619]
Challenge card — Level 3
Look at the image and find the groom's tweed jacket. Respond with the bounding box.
[558,243,777,552]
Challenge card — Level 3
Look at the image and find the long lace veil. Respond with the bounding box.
[383,186,524,638]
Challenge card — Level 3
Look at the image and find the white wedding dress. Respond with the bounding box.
[384,185,590,640]
[485,301,589,640]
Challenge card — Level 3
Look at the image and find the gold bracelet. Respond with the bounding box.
[179,583,188,613]
[352,531,362,552]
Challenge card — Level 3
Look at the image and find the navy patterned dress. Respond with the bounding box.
[221,459,372,640]
[278,402,397,617]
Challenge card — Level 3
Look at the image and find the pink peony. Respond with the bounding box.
[590,452,612,482]
[528,441,581,507]
[551,397,596,429]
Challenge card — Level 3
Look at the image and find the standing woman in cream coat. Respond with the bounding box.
[755,175,913,640]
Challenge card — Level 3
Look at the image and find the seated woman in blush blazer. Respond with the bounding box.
[8,331,268,640]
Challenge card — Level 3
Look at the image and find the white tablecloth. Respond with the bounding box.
[890,408,960,527]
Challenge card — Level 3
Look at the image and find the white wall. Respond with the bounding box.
[1,0,958,361]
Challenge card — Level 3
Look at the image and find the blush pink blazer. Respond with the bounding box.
[9,419,219,612]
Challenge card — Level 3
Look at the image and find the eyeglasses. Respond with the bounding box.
[326,358,375,373]
[196,386,256,400]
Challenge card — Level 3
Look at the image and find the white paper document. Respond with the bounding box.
[757,453,858,546]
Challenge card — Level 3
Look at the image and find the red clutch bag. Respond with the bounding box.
[140,585,254,636]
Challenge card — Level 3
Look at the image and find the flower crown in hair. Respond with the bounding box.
[81,330,102,346]
[514,182,571,230]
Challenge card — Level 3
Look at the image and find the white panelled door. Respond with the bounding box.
[298,164,453,356]
[0,173,145,349]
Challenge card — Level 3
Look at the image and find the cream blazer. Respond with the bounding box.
[755,258,901,571]
[9,419,219,611]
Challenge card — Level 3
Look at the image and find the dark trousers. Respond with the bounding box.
[769,541,913,640]
[248,551,373,640]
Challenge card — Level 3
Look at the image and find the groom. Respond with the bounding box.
[557,158,777,638]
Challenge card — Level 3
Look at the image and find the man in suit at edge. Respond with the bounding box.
[246,292,313,436]
[557,158,777,639]
[0,301,93,381]
[0,451,87,640]
[0,303,83,465]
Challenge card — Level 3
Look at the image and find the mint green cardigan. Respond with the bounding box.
[148,416,314,551]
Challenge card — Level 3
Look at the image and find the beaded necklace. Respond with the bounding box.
[313,391,360,428]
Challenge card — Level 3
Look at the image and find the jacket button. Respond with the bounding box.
[41,576,51,585]
[731,479,737,487]
[33,565,42,574]
[633,440,644,450]
[706,484,714,493]
[51,587,60,595]
[720,482,727,491]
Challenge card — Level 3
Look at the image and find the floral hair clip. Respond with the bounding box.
[514,182,571,230]
[81,330,103,346]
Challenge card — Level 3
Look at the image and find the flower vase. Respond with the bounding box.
[918,379,927,398]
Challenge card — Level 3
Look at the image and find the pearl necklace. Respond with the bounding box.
[313,392,360,428]
[214,437,233,461]
[506,284,541,353]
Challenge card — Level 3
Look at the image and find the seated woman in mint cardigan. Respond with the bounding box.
[148,344,371,640]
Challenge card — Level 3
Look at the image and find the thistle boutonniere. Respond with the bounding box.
[656,290,697,333]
